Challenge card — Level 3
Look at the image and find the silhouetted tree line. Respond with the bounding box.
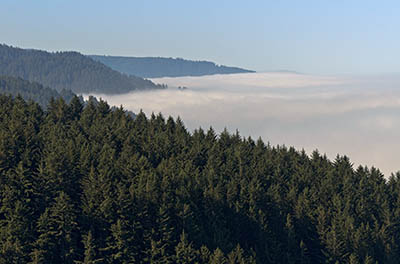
[90,55,254,78]
[0,44,163,94]
[0,95,399,263]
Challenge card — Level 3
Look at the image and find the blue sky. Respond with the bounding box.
[2,0,400,74]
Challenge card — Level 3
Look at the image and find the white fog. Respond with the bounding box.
[87,72,400,177]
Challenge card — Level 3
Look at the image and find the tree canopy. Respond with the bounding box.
[0,95,399,263]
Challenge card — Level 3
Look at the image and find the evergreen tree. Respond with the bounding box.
[175,231,197,264]
[78,230,103,264]
[31,192,79,263]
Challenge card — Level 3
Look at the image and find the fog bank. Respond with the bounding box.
[87,72,400,177]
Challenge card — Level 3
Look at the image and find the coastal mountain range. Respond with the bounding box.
[0,44,253,96]
[89,55,254,78]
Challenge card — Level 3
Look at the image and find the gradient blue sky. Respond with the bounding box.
[2,0,400,74]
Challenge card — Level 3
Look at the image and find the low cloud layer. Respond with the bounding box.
[87,72,400,177]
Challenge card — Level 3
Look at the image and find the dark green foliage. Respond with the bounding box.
[90,55,255,78]
[0,95,399,263]
[31,192,79,263]
[0,44,162,94]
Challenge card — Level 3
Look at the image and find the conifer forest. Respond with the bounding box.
[0,95,399,263]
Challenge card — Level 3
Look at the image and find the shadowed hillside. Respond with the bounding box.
[0,44,163,94]
[0,75,76,108]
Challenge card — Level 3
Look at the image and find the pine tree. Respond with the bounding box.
[106,219,137,263]
[199,245,211,263]
[210,248,227,264]
[175,231,197,264]
[31,192,79,263]
[0,163,37,263]
[227,244,246,264]
[76,230,103,264]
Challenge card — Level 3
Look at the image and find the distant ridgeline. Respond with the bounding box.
[0,44,163,94]
[89,55,255,78]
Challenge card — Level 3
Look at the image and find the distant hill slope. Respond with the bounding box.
[0,44,162,94]
[0,75,76,108]
[0,75,137,117]
[89,55,255,78]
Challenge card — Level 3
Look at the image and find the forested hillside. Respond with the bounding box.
[90,55,254,78]
[0,44,162,94]
[0,75,76,108]
[0,75,137,118]
[0,95,399,263]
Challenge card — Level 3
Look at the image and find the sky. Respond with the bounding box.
[2,0,400,74]
[87,72,400,177]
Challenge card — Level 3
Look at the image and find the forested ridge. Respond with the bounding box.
[0,44,163,94]
[89,55,254,78]
[0,75,77,108]
[0,95,399,263]
[0,75,138,121]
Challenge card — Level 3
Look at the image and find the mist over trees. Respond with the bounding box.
[0,95,399,263]
[0,75,138,119]
[0,75,76,108]
[90,55,254,78]
[0,44,163,94]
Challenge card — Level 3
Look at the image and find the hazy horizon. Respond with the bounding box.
[85,72,400,177]
[3,1,400,74]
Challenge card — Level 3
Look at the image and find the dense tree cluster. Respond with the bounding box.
[0,44,163,94]
[0,95,399,263]
[90,55,254,78]
[0,75,76,108]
